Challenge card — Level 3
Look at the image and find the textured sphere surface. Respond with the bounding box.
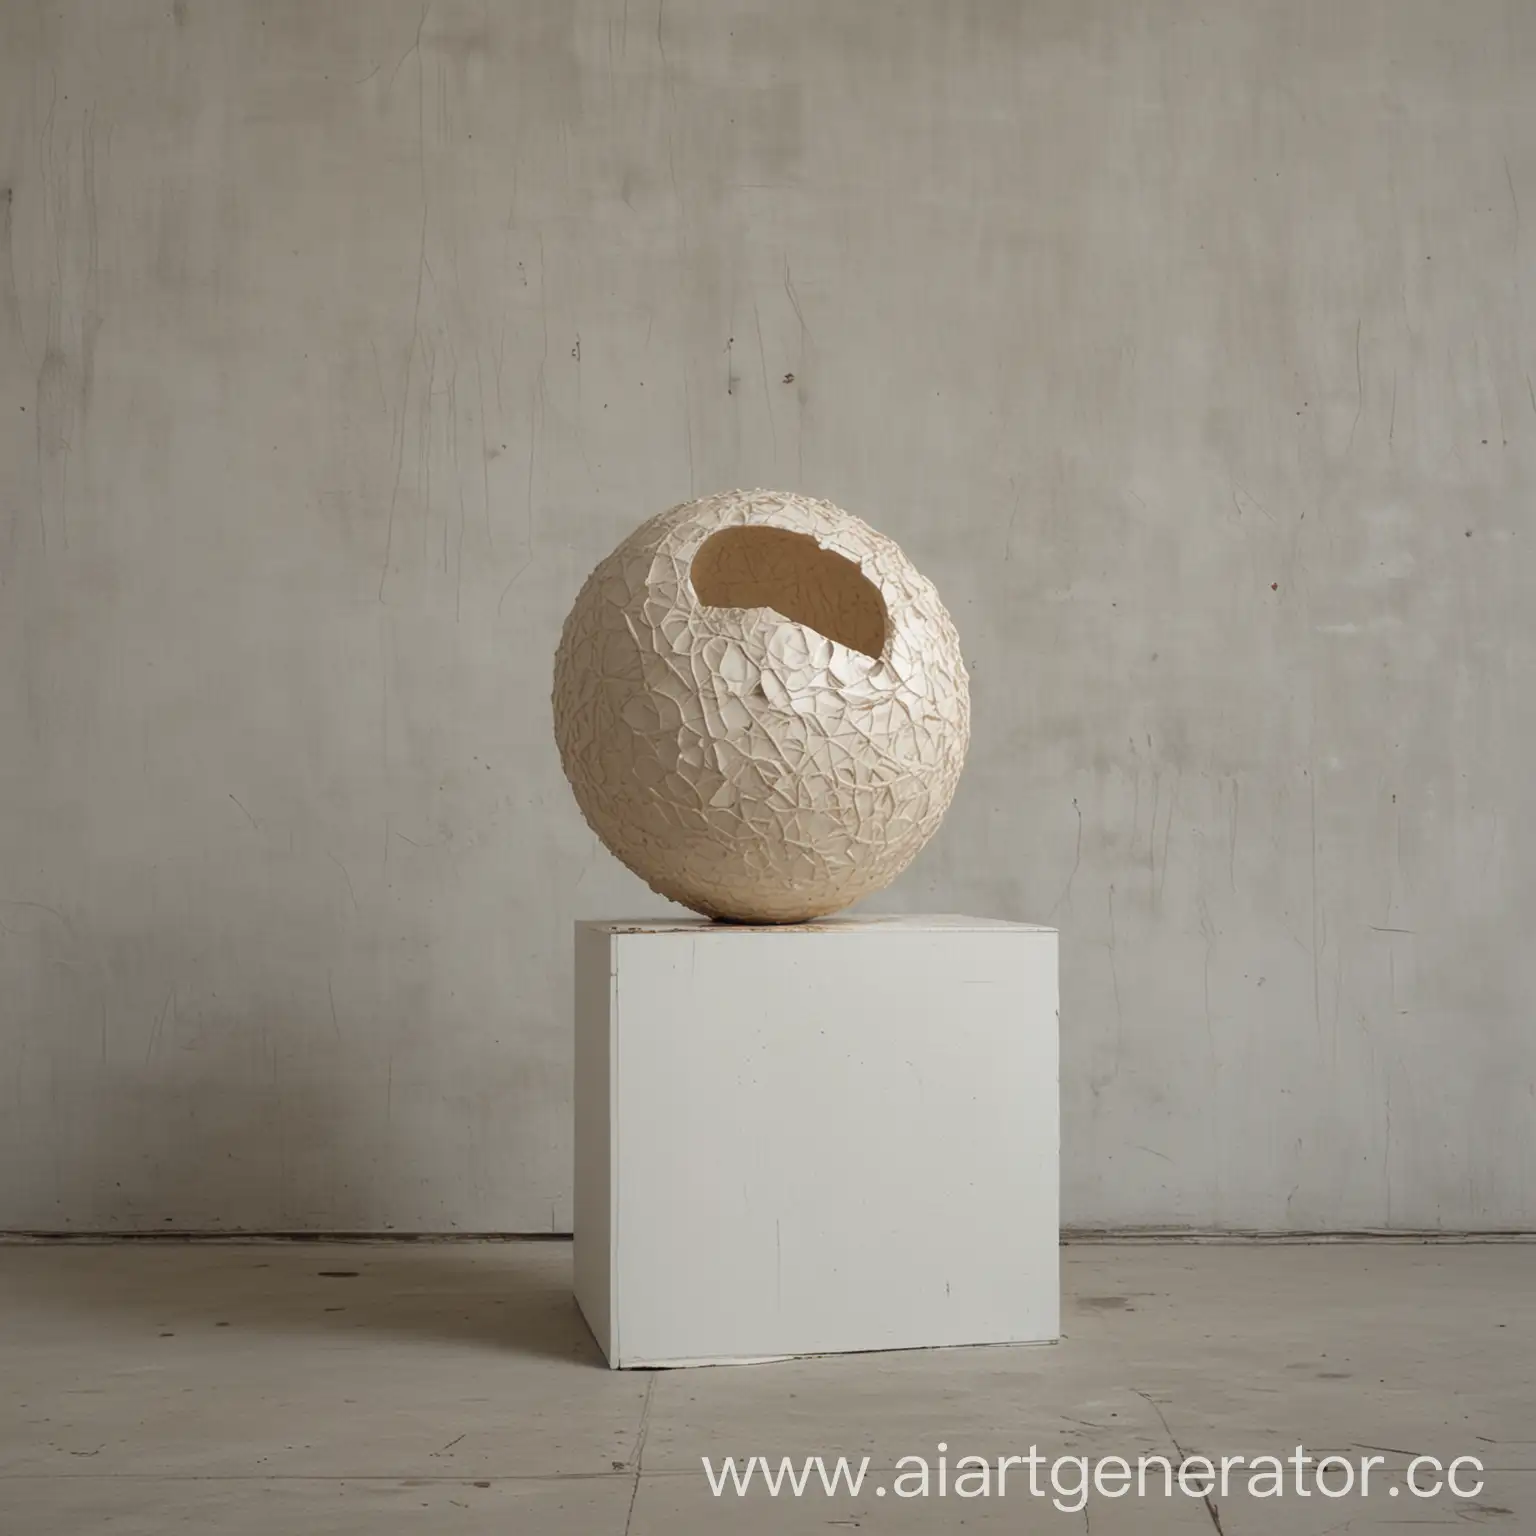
[552,491,970,922]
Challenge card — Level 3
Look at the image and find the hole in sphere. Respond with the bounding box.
[690,526,887,660]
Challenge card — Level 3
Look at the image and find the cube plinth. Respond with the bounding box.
[573,915,1059,1368]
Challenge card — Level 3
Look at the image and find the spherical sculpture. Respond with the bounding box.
[552,490,970,922]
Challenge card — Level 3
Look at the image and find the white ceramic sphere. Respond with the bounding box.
[551,490,970,922]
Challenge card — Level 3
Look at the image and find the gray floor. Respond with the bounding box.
[1,1241,1531,1533]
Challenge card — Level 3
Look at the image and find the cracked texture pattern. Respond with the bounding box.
[552,491,970,923]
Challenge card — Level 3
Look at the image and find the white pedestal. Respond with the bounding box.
[573,915,1059,1368]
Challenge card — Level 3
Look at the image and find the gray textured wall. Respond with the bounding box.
[2,0,1532,1232]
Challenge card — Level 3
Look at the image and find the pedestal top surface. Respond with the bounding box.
[579,913,1055,935]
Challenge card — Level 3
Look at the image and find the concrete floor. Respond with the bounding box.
[0,1242,1531,1533]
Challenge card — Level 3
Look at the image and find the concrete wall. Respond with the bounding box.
[2,0,1532,1233]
